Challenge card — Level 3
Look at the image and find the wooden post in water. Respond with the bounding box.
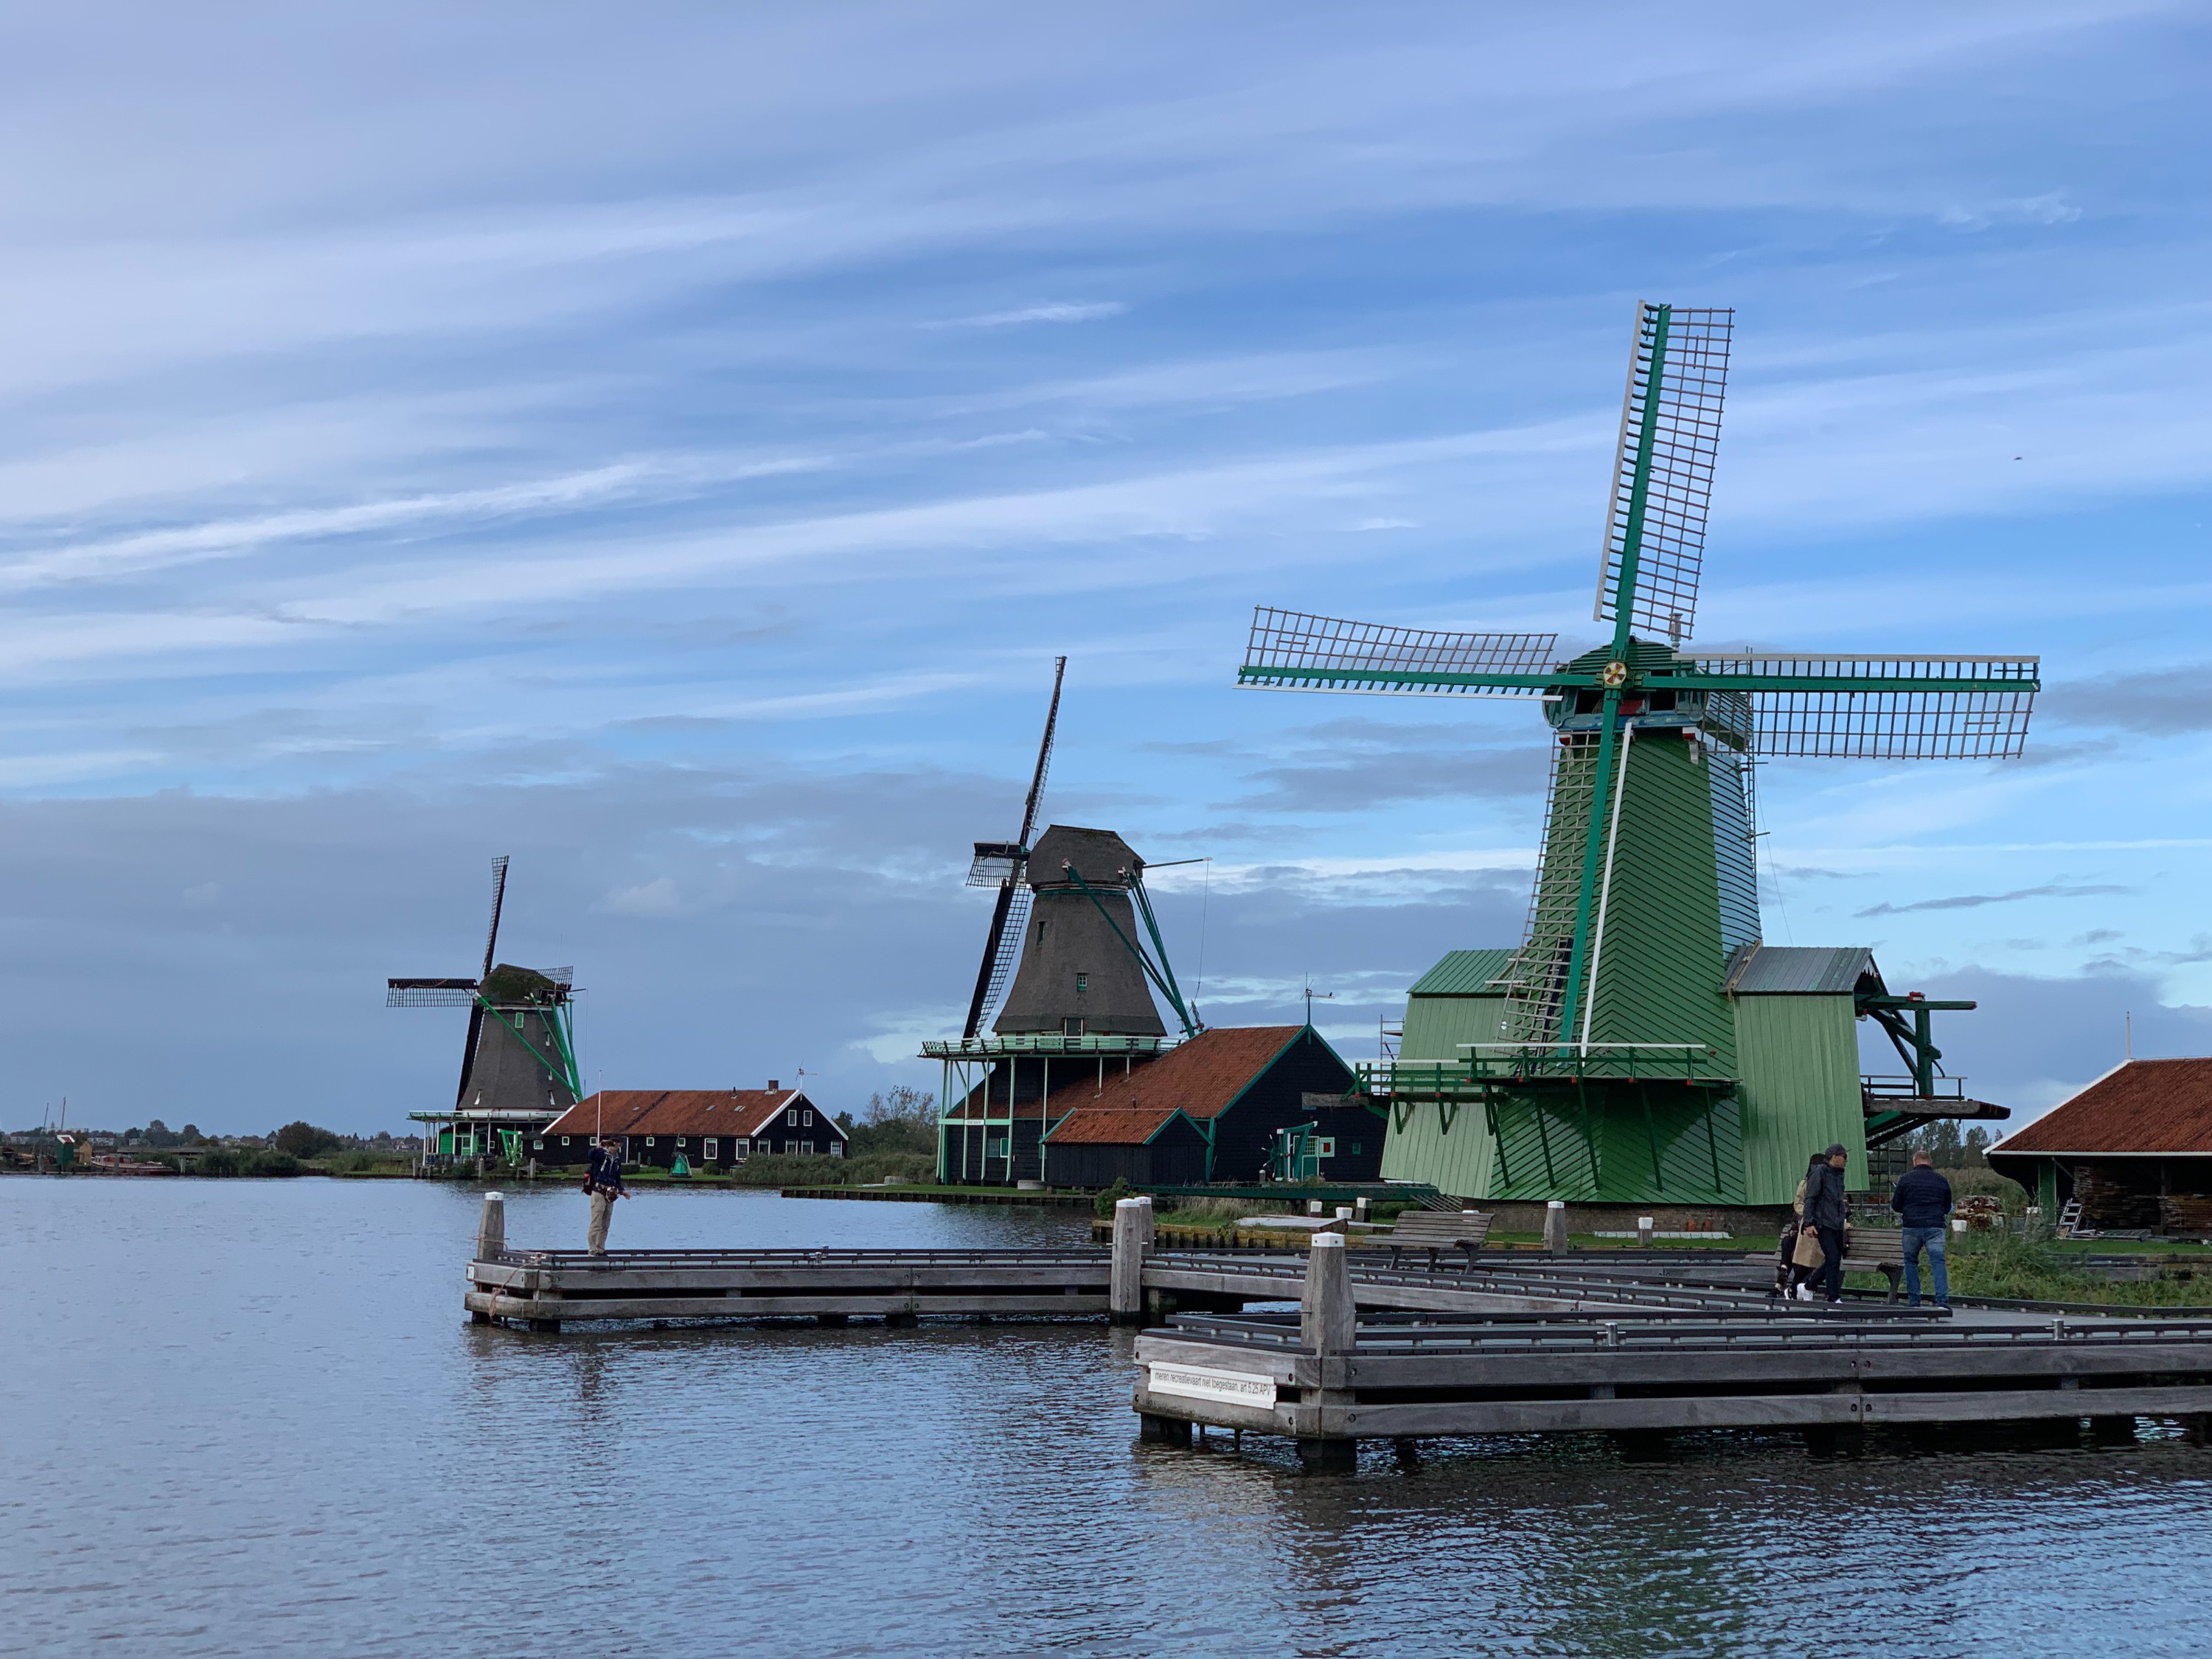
[1298,1233,1357,1471]
[1110,1196,1153,1324]
[1543,1200,1569,1253]
[476,1191,506,1260]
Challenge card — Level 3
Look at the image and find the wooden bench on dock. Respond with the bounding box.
[1365,1209,1493,1270]
[1753,1227,1914,1301]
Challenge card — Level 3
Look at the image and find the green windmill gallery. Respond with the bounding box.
[1239,303,2036,1208]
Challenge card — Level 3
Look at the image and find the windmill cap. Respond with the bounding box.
[1026,825,1141,889]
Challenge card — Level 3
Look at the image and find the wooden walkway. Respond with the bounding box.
[459,1194,2212,1459]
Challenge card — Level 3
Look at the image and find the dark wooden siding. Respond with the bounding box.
[1206,1029,1374,1182]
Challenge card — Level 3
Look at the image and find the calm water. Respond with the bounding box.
[7,1178,2210,1658]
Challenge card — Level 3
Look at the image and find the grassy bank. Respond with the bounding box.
[1935,1229,2212,1307]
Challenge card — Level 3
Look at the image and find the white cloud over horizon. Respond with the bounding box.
[0,2,2201,1133]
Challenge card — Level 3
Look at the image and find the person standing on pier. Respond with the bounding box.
[585,1134,627,1255]
[1802,1144,1851,1304]
[1890,1149,1954,1310]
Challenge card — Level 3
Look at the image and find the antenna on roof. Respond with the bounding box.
[1303,981,1334,1025]
[2126,1011,2132,1062]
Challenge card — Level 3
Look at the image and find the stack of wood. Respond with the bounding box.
[2074,1164,2163,1231]
[2158,1194,2212,1237]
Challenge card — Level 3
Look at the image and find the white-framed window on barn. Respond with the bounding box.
[645,1136,655,1147]
[532,1138,543,1150]
[800,1141,814,1155]
[802,1110,813,1127]
[787,1109,798,1126]
[733,1142,748,1162]
[782,1140,798,1155]
[828,1142,843,1158]
[704,1138,718,1161]
[561,1136,570,1145]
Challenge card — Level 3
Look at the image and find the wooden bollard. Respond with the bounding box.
[1298,1233,1357,1471]
[476,1191,506,1261]
[1543,1200,1569,1253]
[1301,1232,1354,1355]
[1110,1196,1153,1324]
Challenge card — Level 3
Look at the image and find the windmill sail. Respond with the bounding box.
[962,658,1065,1040]
[460,857,508,1107]
[1239,608,1557,694]
[1594,304,1731,644]
[1688,652,2039,759]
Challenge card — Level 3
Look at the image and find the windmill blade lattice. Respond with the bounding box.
[386,980,478,1007]
[961,658,1067,1040]
[1239,608,1557,695]
[1694,652,2039,759]
[971,885,1032,1032]
[1595,304,1731,644]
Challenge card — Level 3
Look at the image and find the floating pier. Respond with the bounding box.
[465,1194,1836,1332]
[460,1195,2212,1461]
[1133,1234,2212,1466]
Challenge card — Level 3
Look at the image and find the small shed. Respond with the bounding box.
[1989,1058,2212,1231]
[1040,1024,1370,1189]
[540,1086,846,1171]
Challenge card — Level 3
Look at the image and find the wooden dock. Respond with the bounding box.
[460,1194,2212,1461]
[465,1192,1905,1332]
[1133,1233,2212,1465]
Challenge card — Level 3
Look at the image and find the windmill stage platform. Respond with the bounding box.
[459,1196,2212,1461]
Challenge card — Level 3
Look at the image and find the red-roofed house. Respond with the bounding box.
[539,1085,846,1172]
[1988,1057,2212,1231]
[1032,1024,1374,1188]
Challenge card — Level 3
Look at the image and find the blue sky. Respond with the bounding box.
[0,2,2204,1135]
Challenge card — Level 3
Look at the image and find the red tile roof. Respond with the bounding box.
[546,1090,835,1142]
[1043,1106,1193,1145]
[1042,1026,1305,1146]
[1992,1059,2212,1156]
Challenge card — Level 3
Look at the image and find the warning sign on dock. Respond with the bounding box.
[1146,1363,1278,1408]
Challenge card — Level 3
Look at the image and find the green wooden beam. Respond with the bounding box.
[1551,688,1621,1046]
[1607,303,1670,658]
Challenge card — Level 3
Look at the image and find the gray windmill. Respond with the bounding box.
[389,856,584,1167]
[930,665,1201,1184]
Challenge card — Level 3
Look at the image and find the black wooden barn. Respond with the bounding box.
[1039,1024,1376,1188]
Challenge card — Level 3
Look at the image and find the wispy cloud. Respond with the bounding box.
[928,301,1126,328]
[1857,882,2132,917]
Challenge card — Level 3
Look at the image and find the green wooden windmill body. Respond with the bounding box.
[1240,304,2039,1206]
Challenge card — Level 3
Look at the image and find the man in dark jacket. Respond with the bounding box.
[585,1135,627,1255]
[1802,1144,1851,1303]
[1890,1150,1954,1309]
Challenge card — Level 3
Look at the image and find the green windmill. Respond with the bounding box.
[1237,303,2037,1206]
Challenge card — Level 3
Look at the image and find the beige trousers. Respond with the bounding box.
[587,1190,616,1254]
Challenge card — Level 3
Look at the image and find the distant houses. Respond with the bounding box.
[540,1085,846,1172]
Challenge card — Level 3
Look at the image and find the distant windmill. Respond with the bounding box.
[1238,302,2040,1202]
[389,856,584,1164]
[962,655,1067,1039]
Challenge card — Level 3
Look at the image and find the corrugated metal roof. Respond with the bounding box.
[1993,1058,2212,1156]
[1408,949,1516,997]
[1724,945,1877,995]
